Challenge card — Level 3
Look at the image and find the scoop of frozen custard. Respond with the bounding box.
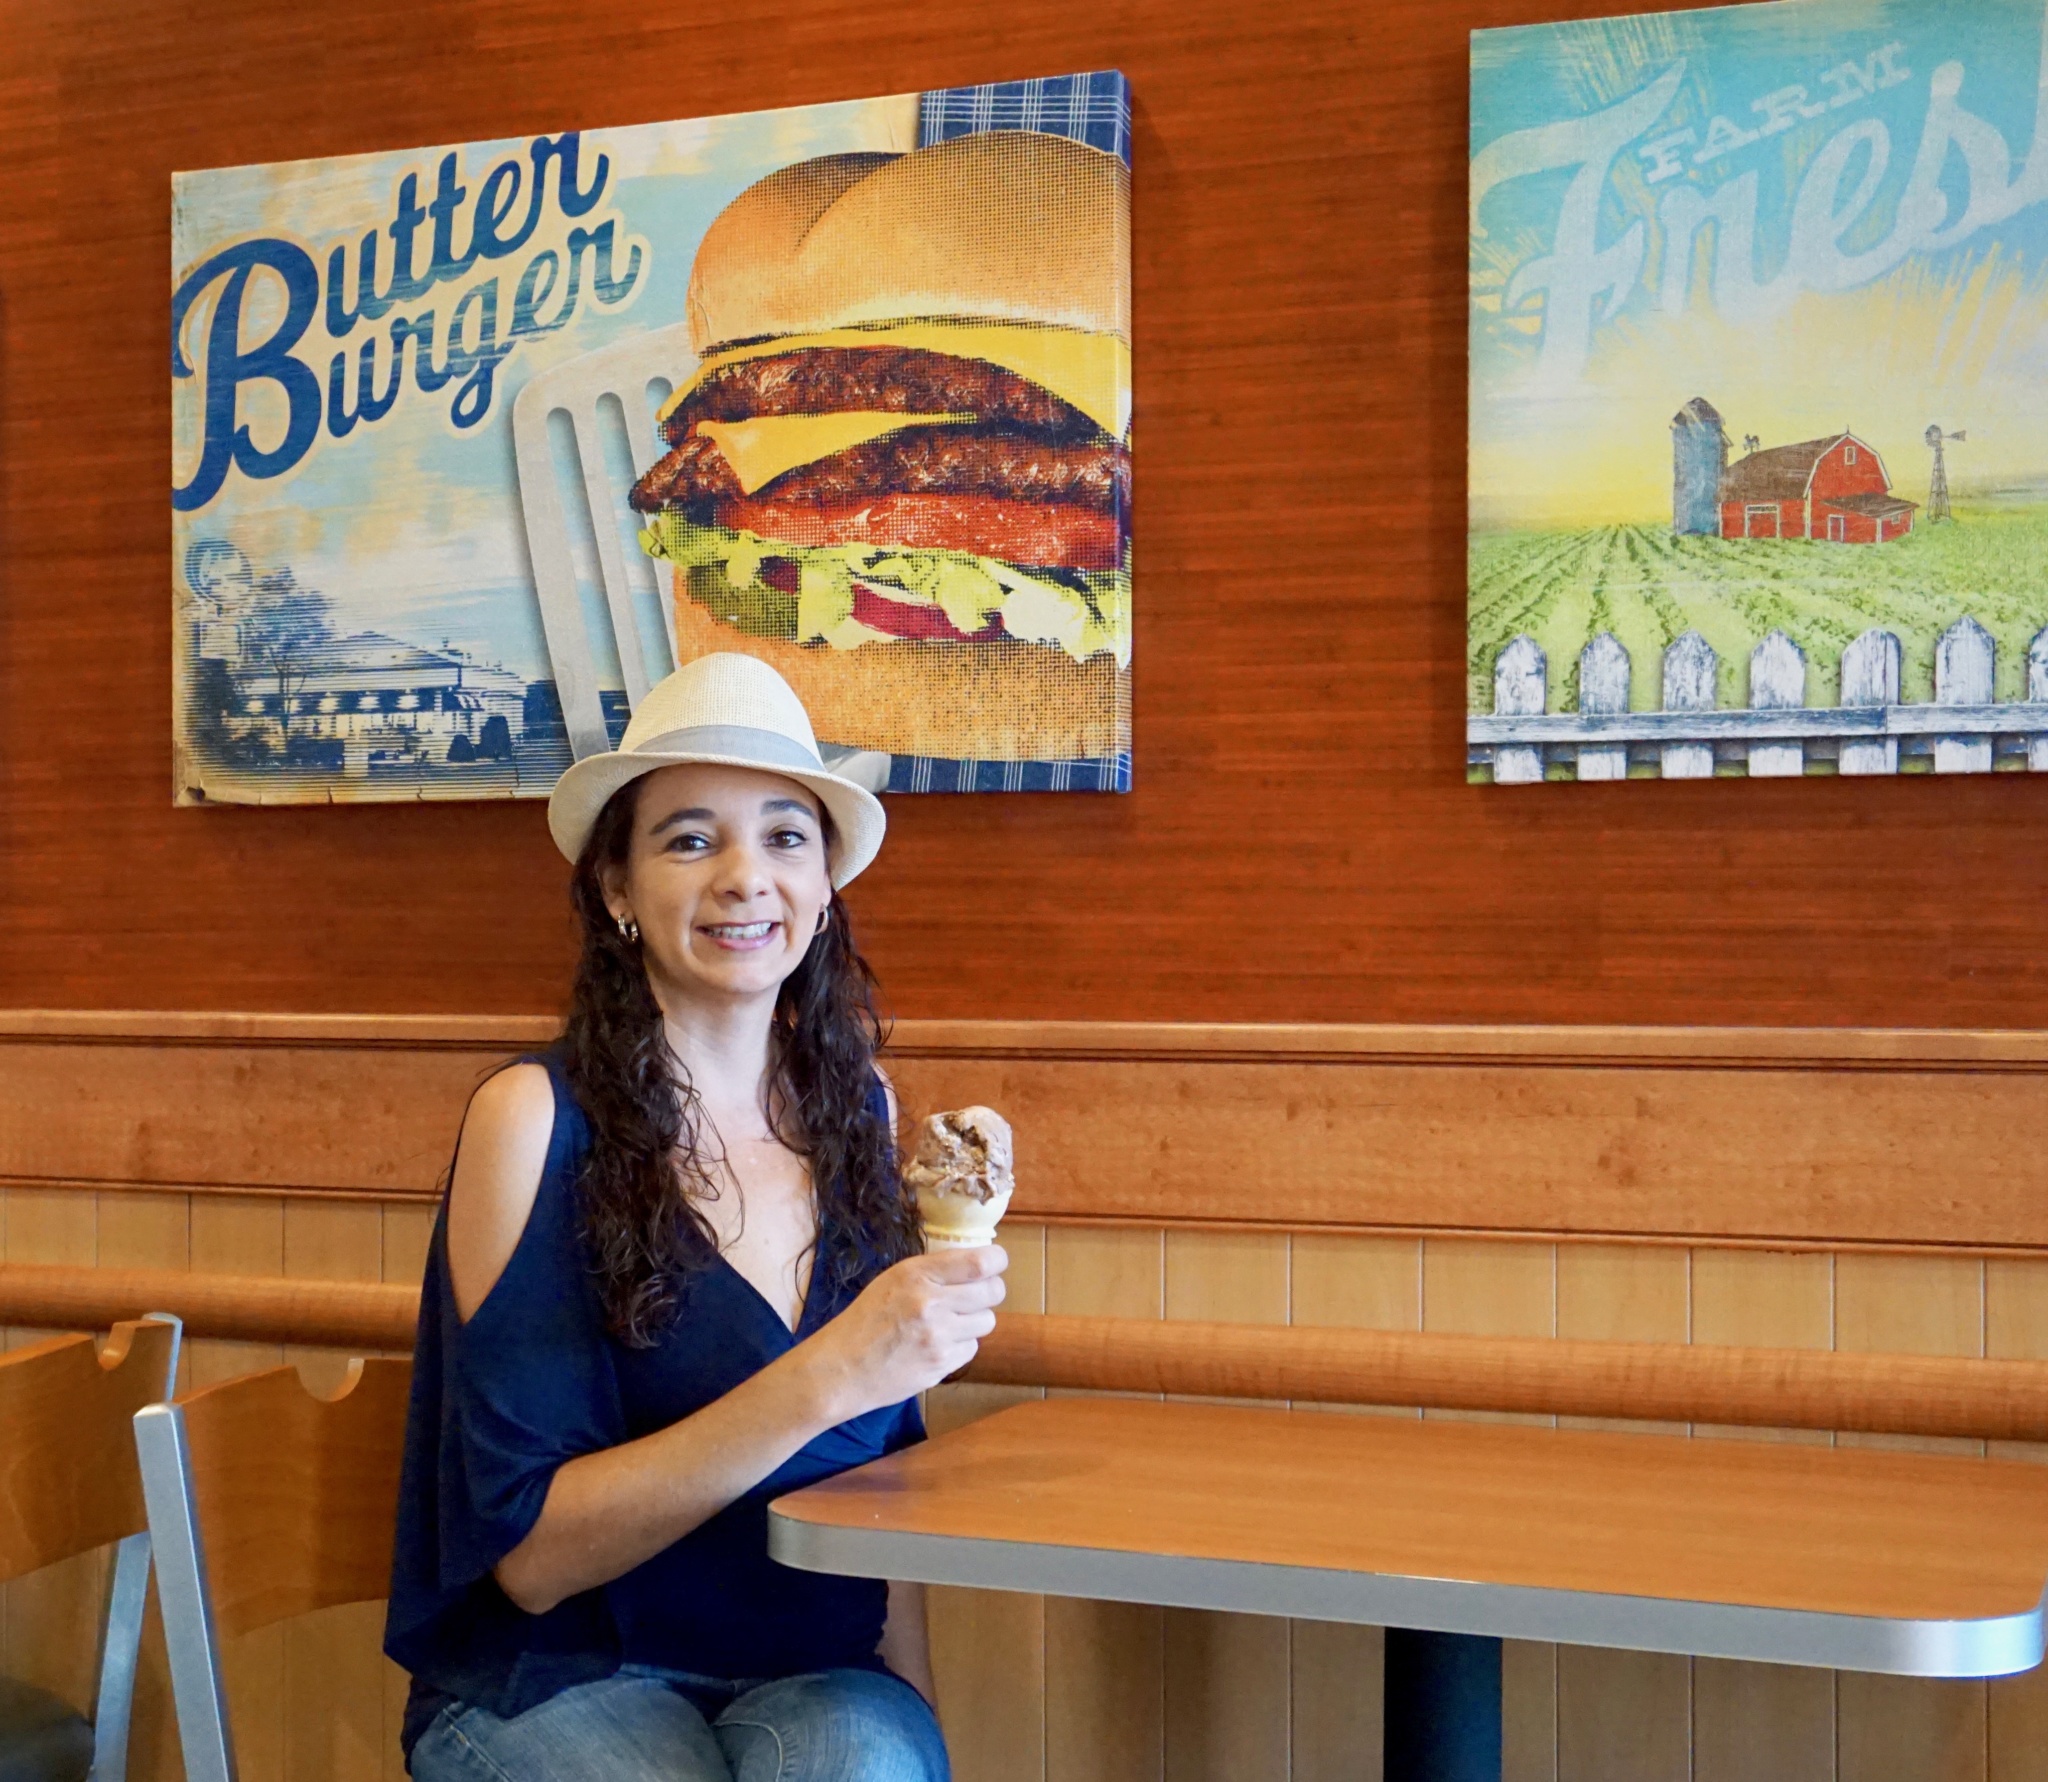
[906,1106,1015,1248]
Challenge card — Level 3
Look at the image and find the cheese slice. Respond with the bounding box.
[695,413,973,497]
[658,321,1132,441]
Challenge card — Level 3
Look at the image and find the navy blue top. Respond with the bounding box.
[383,1053,923,1753]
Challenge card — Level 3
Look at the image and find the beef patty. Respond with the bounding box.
[630,424,1130,518]
[659,346,1102,447]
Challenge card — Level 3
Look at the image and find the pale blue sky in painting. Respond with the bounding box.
[1471,0,2048,524]
[172,95,918,680]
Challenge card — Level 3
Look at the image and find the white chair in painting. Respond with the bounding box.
[511,318,697,760]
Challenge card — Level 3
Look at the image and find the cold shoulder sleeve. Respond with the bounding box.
[385,1060,626,1713]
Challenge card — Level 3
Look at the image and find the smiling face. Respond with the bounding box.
[602,762,834,1014]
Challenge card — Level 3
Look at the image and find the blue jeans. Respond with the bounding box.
[408,1665,951,1782]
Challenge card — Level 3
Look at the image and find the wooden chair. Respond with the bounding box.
[133,1358,411,1782]
[0,1317,181,1782]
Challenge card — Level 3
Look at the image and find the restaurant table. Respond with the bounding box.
[769,1396,2048,1782]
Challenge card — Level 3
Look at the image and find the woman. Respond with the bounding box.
[386,653,1006,1780]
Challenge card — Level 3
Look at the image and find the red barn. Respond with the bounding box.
[1717,433,1917,543]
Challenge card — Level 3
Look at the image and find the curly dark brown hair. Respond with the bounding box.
[558,778,920,1346]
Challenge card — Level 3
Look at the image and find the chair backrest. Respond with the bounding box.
[135,1356,411,1782]
[0,1316,180,1782]
[0,1318,176,1583]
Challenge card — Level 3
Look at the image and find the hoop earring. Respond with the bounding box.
[815,906,829,935]
[616,914,640,945]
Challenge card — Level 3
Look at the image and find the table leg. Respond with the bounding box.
[1383,1629,1502,1782]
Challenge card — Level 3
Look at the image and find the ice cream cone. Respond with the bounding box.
[905,1106,1015,1251]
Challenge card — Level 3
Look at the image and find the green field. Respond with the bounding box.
[1468,502,2048,715]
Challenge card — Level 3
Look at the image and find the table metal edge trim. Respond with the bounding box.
[767,1511,2044,1679]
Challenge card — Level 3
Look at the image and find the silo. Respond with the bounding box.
[1671,398,1726,536]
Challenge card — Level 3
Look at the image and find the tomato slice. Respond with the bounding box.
[715,492,1120,570]
[851,583,1001,642]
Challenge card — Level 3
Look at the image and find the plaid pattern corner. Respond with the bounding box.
[918,71,1132,168]
[886,753,1133,794]
[887,71,1133,796]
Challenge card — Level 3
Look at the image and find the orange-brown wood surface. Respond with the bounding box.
[5,0,2048,1027]
[777,1396,2048,1625]
[12,1209,2048,1780]
[0,1319,174,1580]
[18,1262,2048,1444]
[177,1358,413,1641]
[0,1262,418,1352]
[960,1313,2048,1444]
[12,1012,2048,1251]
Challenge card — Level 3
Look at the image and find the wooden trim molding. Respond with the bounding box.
[966,1314,2048,1444]
[4,1010,2046,1249]
[0,1010,559,1049]
[0,1175,439,1207]
[7,1262,2048,1442]
[889,1020,2048,1070]
[6,1009,2048,1066]
[0,1264,417,1352]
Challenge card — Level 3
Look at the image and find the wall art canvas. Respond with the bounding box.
[1469,0,2048,783]
[172,74,1131,806]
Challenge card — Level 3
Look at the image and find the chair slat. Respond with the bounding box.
[175,1357,412,1640]
[0,1320,176,1581]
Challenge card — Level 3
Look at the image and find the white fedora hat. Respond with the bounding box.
[546,653,886,886]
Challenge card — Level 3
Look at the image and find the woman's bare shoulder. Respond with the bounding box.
[446,1062,558,1320]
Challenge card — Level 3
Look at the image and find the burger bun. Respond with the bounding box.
[686,133,1131,356]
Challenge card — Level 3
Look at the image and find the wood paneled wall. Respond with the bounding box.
[11,1202,2048,1782]
[0,1184,428,1782]
[6,0,2046,1772]
[7,1014,2048,1781]
[10,1011,2048,1250]
[8,0,2048,1027]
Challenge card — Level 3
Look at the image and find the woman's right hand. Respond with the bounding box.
[496,1244,1007,1617]
[808,1245,1009,1420]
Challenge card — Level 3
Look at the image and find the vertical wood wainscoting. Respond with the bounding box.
[4,1014,2047,1782]
[0,1187,431,1782]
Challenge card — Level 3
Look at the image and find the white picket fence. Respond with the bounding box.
[1468,618,2048,782]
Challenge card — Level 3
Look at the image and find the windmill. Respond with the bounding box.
[1742,433,1761,455]
[1926,424,1965,523]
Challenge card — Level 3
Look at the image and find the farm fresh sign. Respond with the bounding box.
[1468,0,2048,786]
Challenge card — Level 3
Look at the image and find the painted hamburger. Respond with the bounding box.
[628,131,1131,762]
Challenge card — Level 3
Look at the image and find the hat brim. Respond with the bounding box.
[547,747,886,887]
